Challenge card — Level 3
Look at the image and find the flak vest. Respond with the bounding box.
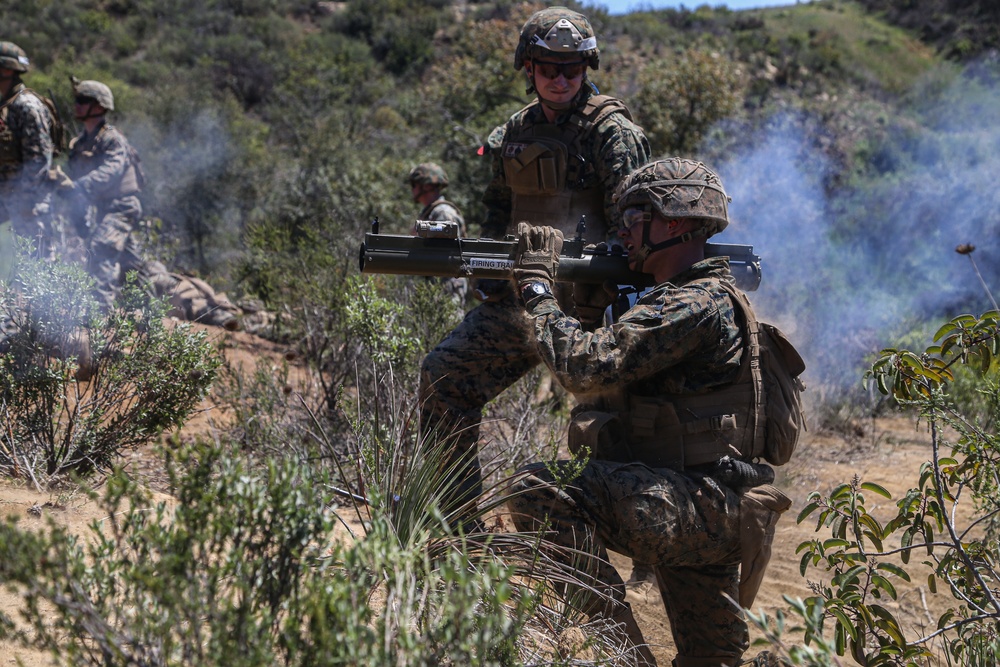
[0,86,60,177]
[502,94,631,244]
[569,280,766,470]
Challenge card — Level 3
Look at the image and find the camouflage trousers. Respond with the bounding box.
[508,460,748,667]
[419,287,540,513]
[85,196,142,311]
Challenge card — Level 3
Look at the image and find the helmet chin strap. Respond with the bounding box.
[633,222,708,273]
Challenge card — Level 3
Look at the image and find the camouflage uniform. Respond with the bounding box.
[0,82,56,242]
[67,117,143,310]
[507,158,794,666]
[419,11,650,511]
[508,257,747,665]
[480,87,650,242]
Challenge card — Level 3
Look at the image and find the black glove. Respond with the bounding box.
[512,222,563,289]
[575,279,620,327]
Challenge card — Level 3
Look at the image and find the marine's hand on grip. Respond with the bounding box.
[574,242,620,326]
[512,222,564,290]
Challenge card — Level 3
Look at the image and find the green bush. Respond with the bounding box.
[633,46,743,155]
[751,310,1000,666]
[0,251,221,483]
[0,406,574,665]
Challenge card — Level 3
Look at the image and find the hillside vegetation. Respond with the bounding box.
[3,1,1000,665]
[6,0,998,393]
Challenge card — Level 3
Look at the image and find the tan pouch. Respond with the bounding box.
[567,410,628,462]
[738,484,792,608]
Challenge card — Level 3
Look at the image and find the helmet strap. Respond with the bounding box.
[635,222,708,272]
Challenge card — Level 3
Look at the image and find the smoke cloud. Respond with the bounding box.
[712,59,1000,395]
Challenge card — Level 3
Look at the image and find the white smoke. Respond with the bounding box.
[711,58,1000,393]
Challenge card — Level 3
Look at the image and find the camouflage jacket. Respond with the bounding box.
[0,83,54,191]
[68,119,142,204]
[420,195,466,237]
[481,88,650,240]
[524,257,745,397]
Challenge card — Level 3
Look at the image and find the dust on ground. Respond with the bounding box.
[0,324,955,666]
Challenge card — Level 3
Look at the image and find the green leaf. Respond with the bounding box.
[799,551,812,577]
[876,562,911,582]
[859,482,891,499]
[871,574,898,600]
[796,502,820,524]
[831,608,858,641]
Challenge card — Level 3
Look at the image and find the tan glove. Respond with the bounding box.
[48,166,75,195]
[512,222,563,289]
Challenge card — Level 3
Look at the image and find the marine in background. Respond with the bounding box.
[54,79,144,311]
[407,162,468,316]
[0,40,60,250]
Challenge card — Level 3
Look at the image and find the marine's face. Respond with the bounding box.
[73,95,101,120]
[526,58,585,107]
[618,206,653,270]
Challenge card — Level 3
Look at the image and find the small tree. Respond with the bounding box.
[0,250,221,484]
[751,310,1000,665]
[633,46,743,155]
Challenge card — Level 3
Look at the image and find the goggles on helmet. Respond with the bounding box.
[532,60,587,80]
[621,206,652,231]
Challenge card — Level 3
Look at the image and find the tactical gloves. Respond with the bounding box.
[512,222,563,290]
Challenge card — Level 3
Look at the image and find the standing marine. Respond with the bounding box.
[418,7,651,518]
[0,40,60,248]
[56,79,144,310]
[407,162,468,316]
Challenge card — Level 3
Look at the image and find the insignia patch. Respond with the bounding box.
[503,143,528,159]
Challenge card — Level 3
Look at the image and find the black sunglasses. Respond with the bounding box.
[532,60,587,80]
[74,95,97,105]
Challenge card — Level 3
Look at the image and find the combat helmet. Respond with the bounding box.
[614,157,730,237]
[74,80,114,111]
[407,162,449,188]
[0,41,30,73]
[513,7,600,71]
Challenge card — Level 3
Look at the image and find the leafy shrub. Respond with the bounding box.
[0,400,575,666]
[0,251,221,483]
[633,46,743,155]
[751,310,1000,666]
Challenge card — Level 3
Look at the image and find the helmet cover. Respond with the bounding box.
[407,162,449,188]
[614,157,731,236]
[0,41,29,73]
[514,7,599,71]
[74,80,115,111]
